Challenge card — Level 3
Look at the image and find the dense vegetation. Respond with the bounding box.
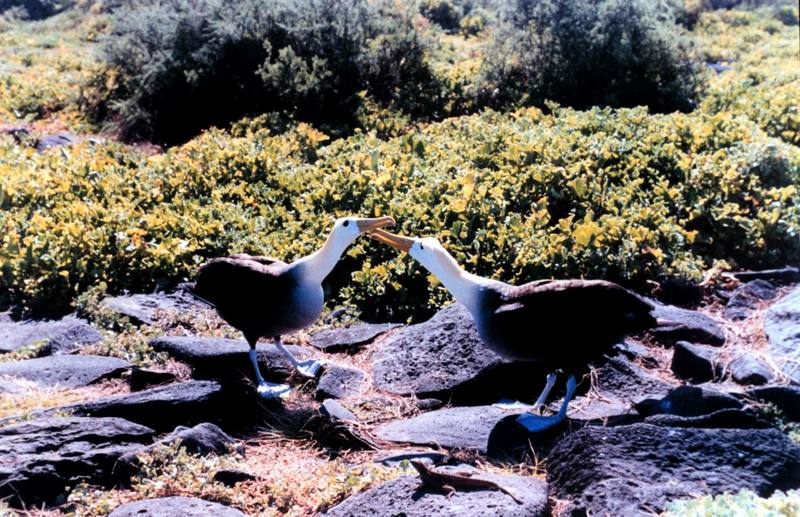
[477,0,702,112]
[0,2,798,320]
[91,0,438,144]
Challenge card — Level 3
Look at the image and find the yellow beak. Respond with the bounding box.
[355,216,395,233]
[368,228,414,252]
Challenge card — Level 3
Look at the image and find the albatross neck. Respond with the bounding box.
[291,229,354,285]
[418,249,500,317]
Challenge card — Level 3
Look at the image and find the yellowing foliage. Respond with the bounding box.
[1,106,798,319]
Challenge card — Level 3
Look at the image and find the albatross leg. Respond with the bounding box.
[275,339,323,378]
[248,347,291,398]
[532,371,558,412]
[515,374,577,432]
[494,372,557,411]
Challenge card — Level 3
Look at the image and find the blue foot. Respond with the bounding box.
[256,382,292,399]
[295,359,324,378]
[516,412,565,432]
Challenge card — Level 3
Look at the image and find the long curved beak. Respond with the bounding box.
[368,228,414,252]
[356,216,395,233]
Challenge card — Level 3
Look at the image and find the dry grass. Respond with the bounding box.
[0,378,129,421]
[67,435,406,517]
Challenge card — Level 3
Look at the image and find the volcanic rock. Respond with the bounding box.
[670,341,718,383]
[309,323,400,353]
[547,423,800,516]
[724,280,778,320]
[0,416,154,507]
[650,303,726,346]
[109,496,247,516]
[0,315,101,354]
[764,285,800,383]
[377,406,509,453]
[324,465,548,517]
[150,336,314,382]
[0,354,130,388]
[317,364,368,399]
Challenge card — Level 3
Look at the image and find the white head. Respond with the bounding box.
[369,229,479,311]
[295,216,394,283]
[328,216,396,247]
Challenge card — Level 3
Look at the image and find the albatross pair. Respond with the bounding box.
[369,229,657,432]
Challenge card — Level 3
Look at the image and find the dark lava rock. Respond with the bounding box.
[635,385,742,417]
[320,399,358,422]
[670,341,718,383]
[150,336,314,382]
[109,496,247,516]
[567,356,674,421]
[644,408,770,429]
[650,303,726,346]
[309,323,400,353]
[415,398,444,411]
[213,469,257,487]
[547,423,800,516]
[729,353,775,385]
[373,450,447,467]
[35,133,77,152]
[724,280,778,320]
[324,465,548,517]
[102,290,205,326]
[747,386,800,420]
[376,406,509,453]
[317,364,367,399]
[0,416,154,508]
[60,380,238,431]
[371,304,541,402]
[612,340,659,367]
[765,285,800,383]
[0,354,130,388]
[0,315,101,354]
[127,367,177,391]
[732,267,800,285]
[158,423,239,455]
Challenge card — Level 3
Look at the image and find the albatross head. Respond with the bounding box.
[369,229,481,312]
[368,230,457,276]
[330,216,396,244]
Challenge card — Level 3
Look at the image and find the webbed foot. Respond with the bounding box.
[515,412,565,432]
[295,359,323,378]
[256,382,292,398]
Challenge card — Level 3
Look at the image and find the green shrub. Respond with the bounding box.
[478,0,702,113]
[419,0,464,32]
[95,0,438,144]
[697,10,799,146]
[663,489,800,516]
[1,108,797,320]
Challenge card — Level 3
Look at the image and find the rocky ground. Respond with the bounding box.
[0,268,799,516]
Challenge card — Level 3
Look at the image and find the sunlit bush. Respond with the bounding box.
[1,107,797,320]
[663,489,800,516]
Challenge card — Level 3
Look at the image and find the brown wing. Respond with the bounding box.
[486,279,655,361]
[190,256,294,341]
[227,253,282,265]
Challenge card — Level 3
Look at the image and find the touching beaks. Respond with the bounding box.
[368,229,414,252]
[356,216,396,233]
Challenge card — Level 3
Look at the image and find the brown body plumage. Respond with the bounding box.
[191,254,323,344]
[475,279,656,365]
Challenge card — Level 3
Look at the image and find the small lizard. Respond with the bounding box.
[409,460,523,505]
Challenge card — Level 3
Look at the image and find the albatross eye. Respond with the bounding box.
[419,244,424,250]
[342,220,350,227]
